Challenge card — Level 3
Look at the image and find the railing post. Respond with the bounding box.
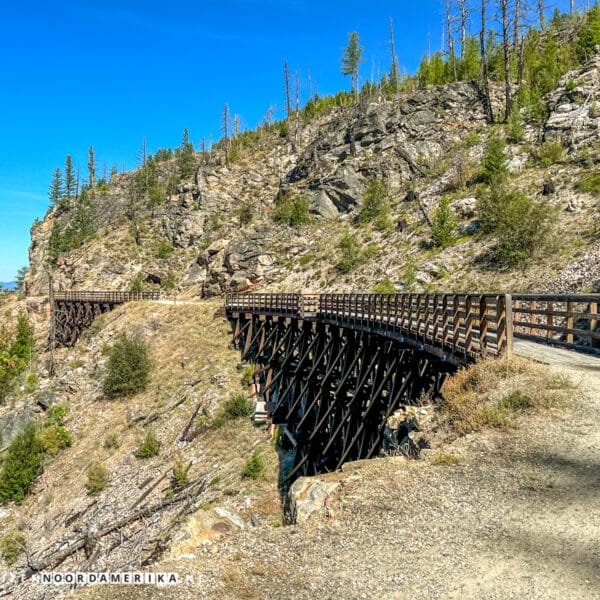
[505,294,513,355]
[566,301,574,344]
[479,295,488,355]
[591,301,598,348]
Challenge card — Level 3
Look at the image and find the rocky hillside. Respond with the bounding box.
[25,51,600,300]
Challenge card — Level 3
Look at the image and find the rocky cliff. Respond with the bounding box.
[26,54,600,299]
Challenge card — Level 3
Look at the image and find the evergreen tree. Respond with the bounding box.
[0,424,44,504]
[341,31,364,96]
[481,135,508,183]
[178,128,195,179]
[64,155,75,200]
[48,168,64,206]
[10,314,35,367]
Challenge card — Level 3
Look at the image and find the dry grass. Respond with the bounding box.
[439,355,576,437]
[430,453,462,466]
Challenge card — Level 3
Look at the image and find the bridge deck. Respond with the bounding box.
[514,339,600,372]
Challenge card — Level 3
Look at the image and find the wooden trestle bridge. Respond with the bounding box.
[50,290,599,480]
[225,293,599,479]
[51,291,160,347]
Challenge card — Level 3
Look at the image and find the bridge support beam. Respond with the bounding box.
[229,312,455,481]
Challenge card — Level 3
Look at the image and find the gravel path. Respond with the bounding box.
[68,362,600,600]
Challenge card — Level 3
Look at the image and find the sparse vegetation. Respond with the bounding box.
[223,393,254,419]
[171,457,190,490]
[273,192,310,227]
[0,531,27,565]
[85,462,110,496]
[156,240,173,259]
[242,449,266,479]
[577,172,600,196]
[136,429,160,459]
[535,140,564,166]
[102,432,121,450]
[373,277,396,294]
[359,179,393,231]
[103,333,151,398]
[440,356,574,437]
[431,453,461,466]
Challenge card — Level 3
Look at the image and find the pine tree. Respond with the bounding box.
[341,31,364,96]
[481,135,508,183]
[64,155,75,200]
[178,128,195,179]
[48,168,64,206]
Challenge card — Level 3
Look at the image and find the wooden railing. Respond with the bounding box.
[54,291,160,303]
[513,294,599,350]
[224,293,302,318]
[226,292,600,358]
[226,293,513,358]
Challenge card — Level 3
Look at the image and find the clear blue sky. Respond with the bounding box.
[0,0,573,281]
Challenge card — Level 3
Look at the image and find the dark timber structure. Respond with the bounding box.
[52,291,160,347]
[225,292,599,480]
[48,289,599,479]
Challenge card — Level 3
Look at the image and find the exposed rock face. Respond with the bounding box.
[545,50,600,147]
[283,82,489,211]
[0,407,35,448]
[288,476,339,524]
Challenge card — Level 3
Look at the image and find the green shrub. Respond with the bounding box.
[480,135,508,184]
[136,429,160,458]
[577,172,600,196]
[373,277,396,294]
[535,140,564,166]
[359,179,392,230]
[464,131,480,148]
[156,240,173,259]
[47,403,69,426]
[85,462,110,496]
[171,458,190,490]
[39,425,73,456]
[222,393,254,419]
[477,186,554,268]
[0,531,27,565]
[499,391,533,412]
[273,193,310,227]
[0,424,44,504]
[508,109,525,143]
[403,257,417,291]
[148,184,166,207]
[102,432,121,450]
[431,196,458,248]
[242,450,266,479]
[103,333,151,398]
[238,202,254,226]
[240,364,255,387]
[129,273,145,293]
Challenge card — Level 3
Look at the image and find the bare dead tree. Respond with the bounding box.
[538,0,546,30]
[480,0,494,122]
[284,60,292,119]
[499,0,513,120]
[234,114,240,138]
[570,0,574,15]
[221,103,231,164]
[390,16,401,89]
[446,0,458,81]
[307,69,313,100]
[513,0,522,50]
[460,0,469,58]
